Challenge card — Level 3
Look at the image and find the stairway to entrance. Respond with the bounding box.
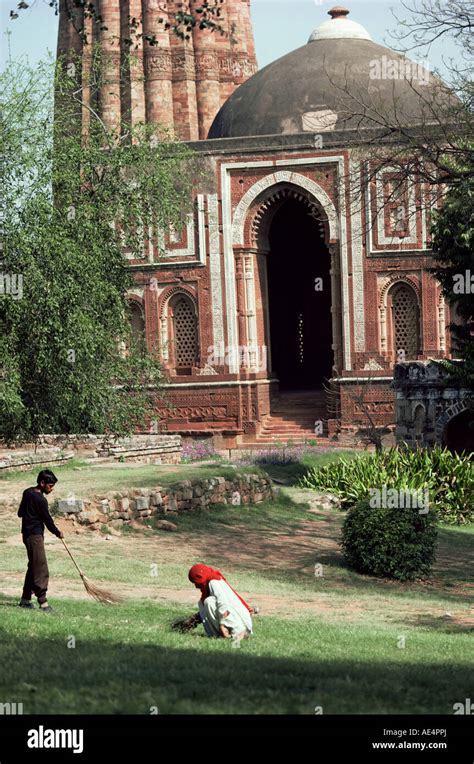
[249,390,328,446]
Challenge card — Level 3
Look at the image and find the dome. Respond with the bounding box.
[308,5,372,41]
[208,6,446,139]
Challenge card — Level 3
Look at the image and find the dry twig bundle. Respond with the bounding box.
[171,612,201,633]
[60,538,122,604]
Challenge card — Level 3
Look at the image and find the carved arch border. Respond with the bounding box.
[379,274,421,307]
[247,185,329,250]
[158,285,199,368]
[378,275,422,356]
[158,284,198,321]
[436,398,472,442]
[232,171,339,246]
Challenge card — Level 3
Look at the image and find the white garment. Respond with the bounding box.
[198,579,252,638]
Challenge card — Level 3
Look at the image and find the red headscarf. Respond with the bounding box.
[188,564,252,613]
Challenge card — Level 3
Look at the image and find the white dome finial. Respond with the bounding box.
[309,5,372,42]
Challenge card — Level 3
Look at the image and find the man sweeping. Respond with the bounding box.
[18,469,64,613]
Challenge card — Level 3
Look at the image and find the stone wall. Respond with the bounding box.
[393,361,474,449]
[0,434,182,470]
[0,450,74,473]
[57,472,274,531]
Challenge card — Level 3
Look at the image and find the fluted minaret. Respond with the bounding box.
[56,0,258,140]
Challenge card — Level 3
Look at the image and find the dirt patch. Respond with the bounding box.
[1,494,472,628]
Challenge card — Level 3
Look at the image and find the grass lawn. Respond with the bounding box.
[0,453,473,715]
[0,458,263,504]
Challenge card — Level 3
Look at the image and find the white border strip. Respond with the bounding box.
[208,193,225,349]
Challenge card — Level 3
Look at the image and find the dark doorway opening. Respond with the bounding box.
[444,410,474,454]
[267,198,333,390]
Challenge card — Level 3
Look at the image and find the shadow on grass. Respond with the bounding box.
[152,501,474,606]
[435,527,474,584]
[0,616,470,715]
[244,451,358,487]
[397,613,473,634]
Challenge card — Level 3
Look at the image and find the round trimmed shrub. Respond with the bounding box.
[341,498,438,581]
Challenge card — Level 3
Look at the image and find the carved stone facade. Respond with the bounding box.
[117,137,454,444]
[56,6,459,446]
[393,362,474,451]
[57,0,257,139]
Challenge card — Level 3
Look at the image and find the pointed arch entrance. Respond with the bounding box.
[265,195,332,388]
[239,182,338,391]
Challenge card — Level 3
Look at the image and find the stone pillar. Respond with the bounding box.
[56,0,84,129]
[235,252,248,368]
[329,243,343,372]
[421,269,437,355]
[220,0,257,105]
[98,0,122,134]
[380,305,387,353]
[144,282,160,353]
[243,253,258,372]
[192,0,221,138]
[124,0,146,128]
[143,0,174,132]
[438,295,446,353]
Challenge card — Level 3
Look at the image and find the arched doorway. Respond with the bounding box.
[444,410,474,454]
[266,197,333,389]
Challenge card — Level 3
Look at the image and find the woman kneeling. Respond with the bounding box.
[188,564,253,640]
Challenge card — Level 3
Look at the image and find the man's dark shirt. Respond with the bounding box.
[18,487,61,539]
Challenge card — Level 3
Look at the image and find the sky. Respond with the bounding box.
[0,0,462,79]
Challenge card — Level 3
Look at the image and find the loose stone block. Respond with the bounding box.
[155,520,177,532]
[58,498,84,514]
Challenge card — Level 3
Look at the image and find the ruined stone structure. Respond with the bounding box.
[393,362,474,452]
[57,5,458,446]
[56,473,274,530]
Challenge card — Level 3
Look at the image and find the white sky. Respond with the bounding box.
[0,0,463,79]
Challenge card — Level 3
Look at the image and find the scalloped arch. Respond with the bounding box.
[232,171,339,246]
[159,286,197,320]
[380,275,421,307]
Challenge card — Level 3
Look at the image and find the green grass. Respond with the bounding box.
[1,457,472,715]
[0,594,471,714]
[0,458,261,501]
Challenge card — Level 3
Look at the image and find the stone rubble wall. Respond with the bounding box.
[0,434,182,471]
[57,473,274,531]
[0,450,75,473]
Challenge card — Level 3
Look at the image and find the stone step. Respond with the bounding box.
[261,427,319,434]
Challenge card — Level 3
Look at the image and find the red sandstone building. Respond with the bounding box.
[57,4,453,446]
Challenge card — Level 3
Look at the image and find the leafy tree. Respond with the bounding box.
[430,172,474,384]
[0,56,196,443]
[9,0,228,46]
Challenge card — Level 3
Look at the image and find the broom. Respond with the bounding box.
[60,538,122,604]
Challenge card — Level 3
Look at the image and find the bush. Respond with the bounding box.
[300,446,473,525]
[341,498,438,580]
